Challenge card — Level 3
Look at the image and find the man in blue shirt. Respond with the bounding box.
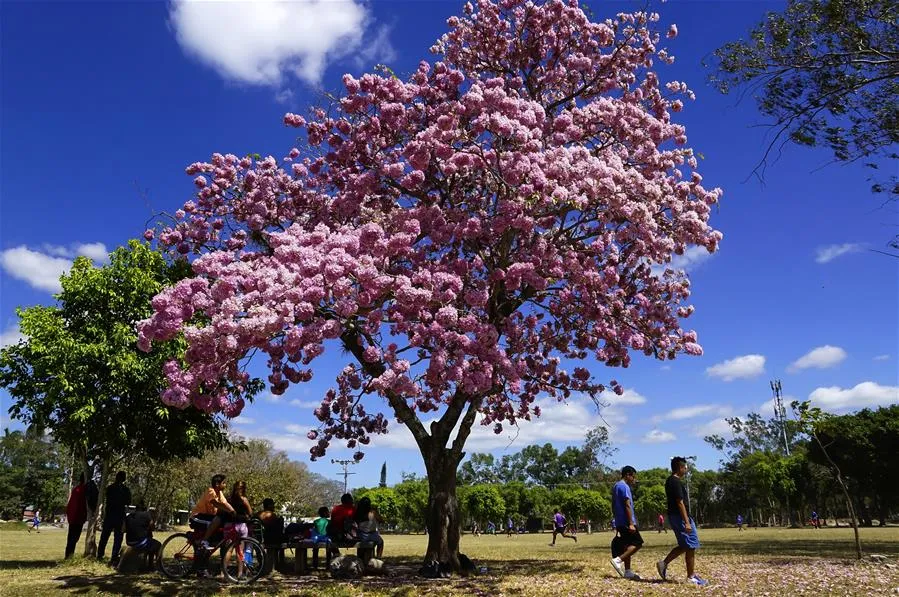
[610,465,643,579]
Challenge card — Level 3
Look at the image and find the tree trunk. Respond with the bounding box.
[422,447,462,571]
[83,459,108,557]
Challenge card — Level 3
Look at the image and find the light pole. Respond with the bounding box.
[332,459,357,494]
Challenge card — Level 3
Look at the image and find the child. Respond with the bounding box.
[313,506,330,541]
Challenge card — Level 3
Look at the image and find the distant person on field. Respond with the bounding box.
[28,509,41,533]
[549,509,577,546]
[65,473,88,558]
[486,520,495,534]
[657,457,707,586]
[507,517,514,537]
[610,465,643,580]
[657,513,666,534]
[98,471,131,565]
[736,514,744,531]
[811,510,819,529]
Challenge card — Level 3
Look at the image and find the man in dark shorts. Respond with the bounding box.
[123,501,161,569]
[658,457,707,586]
[610,465,643,579]
[549,509,576,545]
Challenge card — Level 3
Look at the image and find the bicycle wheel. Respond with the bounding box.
[157,532,197,579]
[221,537,265,583]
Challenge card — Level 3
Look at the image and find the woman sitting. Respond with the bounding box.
[352,496,384,559]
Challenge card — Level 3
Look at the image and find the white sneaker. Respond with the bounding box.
[624,569,640,580]
[656,559,667,580]
[610,557,625,577]
[688,575,709,586]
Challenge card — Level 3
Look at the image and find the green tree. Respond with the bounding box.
[0,241,254,554]
[0,428,67,520]
[356,486,401,528]
[709,0,898,209]
[462,484,506,528]
[393,474,429,532]
[634,484,666,528]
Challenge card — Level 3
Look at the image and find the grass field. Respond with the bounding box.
[1,524,898,596]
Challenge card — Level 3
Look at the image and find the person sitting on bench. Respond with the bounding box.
[353,497,384,559]
[123,501,161,569]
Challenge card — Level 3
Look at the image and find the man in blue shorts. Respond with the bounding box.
[610,465,643,580]
[657,456,707,586]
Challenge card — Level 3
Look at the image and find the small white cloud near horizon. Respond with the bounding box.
[693,417,733,439]
[0,243,109,293]
[650,245,714,276]
[0,323,25,348]
[874,354,890,361]
[706,354,765,381]
[168,0,395,89]
[642,429,677,443]
[788,345,847,372]
[653,404,731,424]
[815,243,863,264]
[808,381,898,411]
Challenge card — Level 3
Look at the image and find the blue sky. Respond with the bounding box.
[1,0,896,489]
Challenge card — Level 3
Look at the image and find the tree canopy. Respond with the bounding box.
[709,0,898,204]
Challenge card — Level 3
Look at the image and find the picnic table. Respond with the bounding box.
[285,538,333,574]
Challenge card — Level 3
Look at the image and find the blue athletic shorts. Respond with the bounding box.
[668,514,700,549]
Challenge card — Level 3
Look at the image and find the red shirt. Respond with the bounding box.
[329,503,355,533]
[66,483,87,525]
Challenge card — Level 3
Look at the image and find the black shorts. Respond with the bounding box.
[554,526,566,534]
[616,528,643,553]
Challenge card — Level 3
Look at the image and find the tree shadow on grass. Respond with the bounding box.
[702,538,899,558]
[0,560,59,569]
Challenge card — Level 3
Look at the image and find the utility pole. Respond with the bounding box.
[770,379,791,456]
[331,459,357,494]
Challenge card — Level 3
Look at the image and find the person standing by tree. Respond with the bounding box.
[65,473,88,558]
[610,466,643,579]
[549,509,577,546]
[736,513,744,531]
[658,457,707,586]
[657,513,666,534]
[98,471,131,566]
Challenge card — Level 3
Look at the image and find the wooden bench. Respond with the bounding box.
[288,538,334,575]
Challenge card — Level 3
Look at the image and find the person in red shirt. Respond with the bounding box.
[327,493,355,545]
[65,473,88,559]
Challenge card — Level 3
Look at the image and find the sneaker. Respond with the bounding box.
[610,557,625,578]
[656,559,667,580]
[624,570,641,580]
[198,540,212,551]
[572,535,577,543]
[548,543,556,547]
[688,575,709,586]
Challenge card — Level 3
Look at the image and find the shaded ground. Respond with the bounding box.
[1,526,898,596]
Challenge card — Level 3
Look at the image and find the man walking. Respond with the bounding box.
[98,471,131,566]
[657,457,708,586]
[610,465,643,580]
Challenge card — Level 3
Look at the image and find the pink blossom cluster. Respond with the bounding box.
[140,0,722,459]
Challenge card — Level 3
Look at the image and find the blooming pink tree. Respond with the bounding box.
[139,0,721,568]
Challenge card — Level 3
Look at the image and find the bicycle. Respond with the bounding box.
[157,522,265,583]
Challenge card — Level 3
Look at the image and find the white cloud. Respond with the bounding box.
[372,389,643,452]
[874,354,890,361]
[706,354,766,381]
[808,382,899,412]
[642,429,676,443]
[654,404,730,423]
[815,243,863,264]
[788,345,847,372]
[289,399,322,408]
[169,0,394,88]
[693,417,733,439]
[650,246,714,276]
[0,244,109,292]
[230,417,256,426]
[0,323,25,348]
[759,395,798,417]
